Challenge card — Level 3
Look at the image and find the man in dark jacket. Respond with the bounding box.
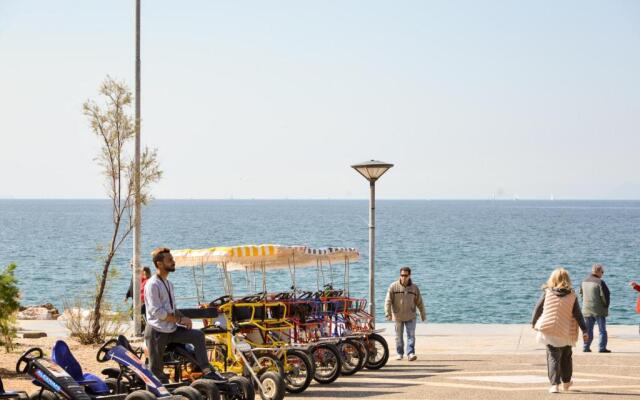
[580,263,611,353]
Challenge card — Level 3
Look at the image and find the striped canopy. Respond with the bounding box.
[172,244,359,271]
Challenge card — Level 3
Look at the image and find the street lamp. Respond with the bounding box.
[351,159,393,326]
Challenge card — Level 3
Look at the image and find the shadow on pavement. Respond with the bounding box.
[290,390,396,398]
[572,390,640,397]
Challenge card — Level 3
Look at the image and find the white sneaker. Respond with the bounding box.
[408,354,417,361]
[549,385,559,393]
[562,381,573,391]
[395,354,403,360]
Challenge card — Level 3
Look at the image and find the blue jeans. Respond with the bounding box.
[395,318,417,356]
[584,316,608,351]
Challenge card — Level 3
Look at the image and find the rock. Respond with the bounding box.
[17,306,58,320]
[18,331,47,339]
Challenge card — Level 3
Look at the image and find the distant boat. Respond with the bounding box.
[513,194,520,201]
[550,194,555,201]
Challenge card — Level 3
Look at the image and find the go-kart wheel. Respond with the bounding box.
[257,372,284,400]
[338,339,365,376]
[173,385,203,400]
[254,353,284,377]
[124,389,155,400]
[364,333,389,370]
[229,376,254,400]
[282,349,313,393]
[190,379,221,400]
[29,390,58,400]
[311,343,342,384]
[16,347,43,374]
[97,339,118,363]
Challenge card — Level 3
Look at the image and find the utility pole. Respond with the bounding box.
[132,0,142,336]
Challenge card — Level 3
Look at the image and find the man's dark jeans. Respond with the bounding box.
[144,325,210,380]
[584,316,607,351]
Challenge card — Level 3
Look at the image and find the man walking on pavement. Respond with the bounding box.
[385,266,426,361]
[580,263,611,353]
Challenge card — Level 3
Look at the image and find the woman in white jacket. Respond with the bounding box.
[531,267,588,394]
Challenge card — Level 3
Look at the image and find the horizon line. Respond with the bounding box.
[1,197,640,201]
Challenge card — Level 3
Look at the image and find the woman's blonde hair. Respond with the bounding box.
[543,266,573,290]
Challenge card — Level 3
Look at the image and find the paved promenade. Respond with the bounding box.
[15,321,640,399]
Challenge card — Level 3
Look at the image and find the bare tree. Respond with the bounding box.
[83,76,161,343]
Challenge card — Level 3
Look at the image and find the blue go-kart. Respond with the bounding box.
[95,336,226,400]
[16,346,98,400]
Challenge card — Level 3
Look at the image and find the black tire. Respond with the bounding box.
[173,385,204,400]
[353,338,369,372]
[191,379,221,400]
[311,343,342,384]
[257,372,285,400]
[364,333,389,370]
[124,390,156,400]
[29,391,58,400]
[254,352,284,378]
[228,376,254,400]
[338,339,365,376]
[282,349,313,393]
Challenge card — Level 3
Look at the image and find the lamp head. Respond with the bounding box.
[351,160,394,182]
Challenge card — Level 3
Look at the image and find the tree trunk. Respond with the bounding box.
[91,252,114,341]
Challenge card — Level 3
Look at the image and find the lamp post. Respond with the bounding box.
[132,0,142,336]
[351,160,393,326]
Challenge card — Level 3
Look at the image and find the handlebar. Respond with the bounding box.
[16,347,43,374]
[97,339,118,363]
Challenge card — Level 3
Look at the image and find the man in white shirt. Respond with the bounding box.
[144,247,221,381]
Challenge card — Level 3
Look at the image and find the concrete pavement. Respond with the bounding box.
[15,320,640,399]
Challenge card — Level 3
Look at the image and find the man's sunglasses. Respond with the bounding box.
[400,274,409,277]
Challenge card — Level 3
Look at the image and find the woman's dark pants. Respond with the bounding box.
[546,345,572,385]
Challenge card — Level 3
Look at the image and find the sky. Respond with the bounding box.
[1,0,639,200]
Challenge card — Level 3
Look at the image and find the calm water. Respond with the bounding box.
[1,199,639,324]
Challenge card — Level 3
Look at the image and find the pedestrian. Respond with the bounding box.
[630,280,640,335]
[580,263,611,353]
[532,267,588,394]
[384,266,426,362]
[125,266,151,329]
[144,247,224,382]
[125,266,152,305]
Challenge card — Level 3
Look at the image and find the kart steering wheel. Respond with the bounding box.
[97,338,119,363]
[273,292,291,300]
[209,295,232,307]
[239,292,265,302]
[298,291,313,300]
[16,347,43,374]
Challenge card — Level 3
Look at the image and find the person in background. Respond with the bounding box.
[384,266,426,362]
[532,267,588,394]
[580,263,611,353]
[125,266,152,320]
[630,280,640,335]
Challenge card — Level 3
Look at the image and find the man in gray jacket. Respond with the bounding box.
[384,266,426,361]
[580,263,611,353]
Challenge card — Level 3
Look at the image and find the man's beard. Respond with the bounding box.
[165,264,176,272]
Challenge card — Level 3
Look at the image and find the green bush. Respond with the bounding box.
[0,263,20,352]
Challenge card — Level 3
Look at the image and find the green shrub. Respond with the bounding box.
[0,263,20,352]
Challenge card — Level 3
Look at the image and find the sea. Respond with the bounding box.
[1,199,639,324]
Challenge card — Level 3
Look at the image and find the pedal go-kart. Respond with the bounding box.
[15,341,192,400]
[96,335,254,400]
